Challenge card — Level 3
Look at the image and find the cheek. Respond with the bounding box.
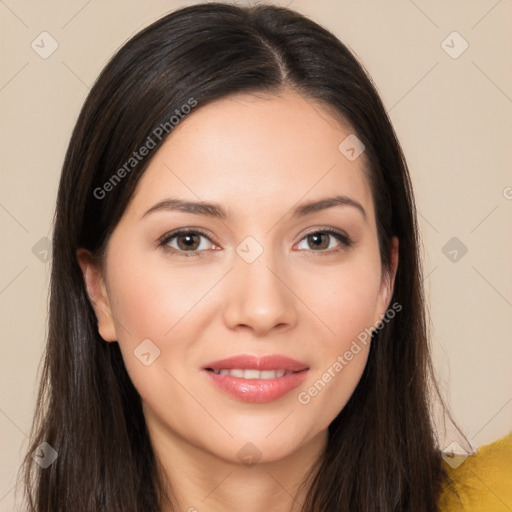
[104,250,225,395]
[293,252,382,426]
[302,252,383,349]
[106,249,218,343]
[104,255,215,425]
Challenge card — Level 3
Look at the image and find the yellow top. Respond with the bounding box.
[439,432,512,511]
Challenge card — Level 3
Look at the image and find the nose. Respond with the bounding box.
[222,248,298,337]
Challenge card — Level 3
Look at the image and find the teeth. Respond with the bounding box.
[210,369,292,379]
[244,369,260,379]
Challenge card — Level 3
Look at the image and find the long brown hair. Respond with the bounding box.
[20,3,455,510]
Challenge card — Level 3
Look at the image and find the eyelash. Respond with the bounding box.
[157,227,353,257]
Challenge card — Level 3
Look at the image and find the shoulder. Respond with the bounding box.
[438,432,512,512]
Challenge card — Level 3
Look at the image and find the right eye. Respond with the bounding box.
[158,229,219,256]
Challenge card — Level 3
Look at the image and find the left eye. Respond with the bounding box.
[296,230,350,251]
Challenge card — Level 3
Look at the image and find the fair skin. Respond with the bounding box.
[78,90,398,512]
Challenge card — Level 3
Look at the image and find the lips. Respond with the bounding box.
[202,354,309,403]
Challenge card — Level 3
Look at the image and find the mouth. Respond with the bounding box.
[205,368,296,379]
[201,354,309,403]
[202,353,309,372]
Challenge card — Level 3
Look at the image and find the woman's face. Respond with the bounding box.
[79,90,398,465]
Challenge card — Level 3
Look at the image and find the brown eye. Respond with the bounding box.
[296,229,352,252]
[306,233,330,250]
[159,229,216,255]
[176,233,201,251]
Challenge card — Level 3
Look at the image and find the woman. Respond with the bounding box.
[20,2,511,511]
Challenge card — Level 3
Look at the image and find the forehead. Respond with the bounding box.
[125,90,375,226]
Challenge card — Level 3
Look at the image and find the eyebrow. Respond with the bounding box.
[141,194,367,222]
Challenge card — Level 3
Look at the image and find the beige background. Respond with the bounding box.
[1,0,511,508]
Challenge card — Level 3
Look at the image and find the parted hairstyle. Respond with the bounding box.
[20,3,459,510]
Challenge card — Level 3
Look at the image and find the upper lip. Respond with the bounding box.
[202,354,309,372]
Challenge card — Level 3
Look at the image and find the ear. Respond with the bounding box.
[376,236,399,318]
[76,248,117,342]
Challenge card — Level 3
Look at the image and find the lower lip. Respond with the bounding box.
[202,369,309,403]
